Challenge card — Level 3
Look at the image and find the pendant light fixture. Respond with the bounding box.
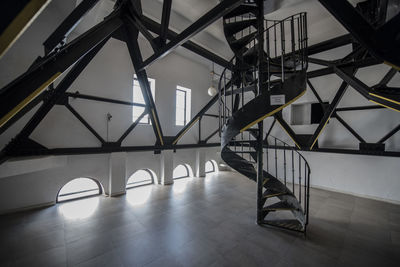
[208,62,217,96]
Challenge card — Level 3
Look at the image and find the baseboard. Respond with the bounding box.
[310,184,400,205]
[0,201,55,215]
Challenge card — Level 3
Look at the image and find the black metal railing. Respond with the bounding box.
[264,134,311,225]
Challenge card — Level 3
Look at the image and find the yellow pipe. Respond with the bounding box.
[0,72,61,128]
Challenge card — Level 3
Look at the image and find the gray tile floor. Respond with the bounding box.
[1,171,400,267]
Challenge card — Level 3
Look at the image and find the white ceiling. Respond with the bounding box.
[52,0,351,68]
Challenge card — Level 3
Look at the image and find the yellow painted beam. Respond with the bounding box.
[151,109,164,145]
[0,0,51,59]
[310,117,330,150]
[369,100,400,112]
[240,89,306,133]
[0,72,61,128]
[172,117,200,145]
[384,61,400,71]
[369,92,400,106]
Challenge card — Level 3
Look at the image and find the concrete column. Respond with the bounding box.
[195,148,206,177]
[160,150,174,185]
[109,152,127,196]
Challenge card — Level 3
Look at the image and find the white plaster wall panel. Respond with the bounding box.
[125,151,162,184]
[30,106,101,148]
[0,154,110,213]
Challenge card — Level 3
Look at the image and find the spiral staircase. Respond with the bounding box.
[218,1,310,232]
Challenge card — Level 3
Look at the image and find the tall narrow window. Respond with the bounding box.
[133,75,155,124]
[175,85,191,126]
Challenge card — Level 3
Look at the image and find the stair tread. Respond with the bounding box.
[262,219,304,231]
[224,5,257,19]
[262,188,289,198]
[224,19,258,36]
[230,32,258,51]
[263,201,299,211]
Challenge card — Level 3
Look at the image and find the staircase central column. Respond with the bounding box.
[256,0,265,224]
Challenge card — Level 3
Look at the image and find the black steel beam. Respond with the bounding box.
[117,110,148,144]
[13,37,109,142]
[125,13,158,51]
[204,128,219,143]
[172,80,232,145]
[274,113,302,149]
[0,0,51,58]
[65,103,105,144]
[9,142,221,157]
[141,16,233,70]
[264,145,400,158]
[308,57,331,66]
[43,0,100,53]
[139,0,242,70]
[307,57,381,78]
[66,92,146,107]
[377,68,398,87]
[307,34,352,55]
[0,11,122,130]
[333,113,366,143]
[0,91,45,136]
[378,124,400,143]
[265,118,276,140]
[159,0,172,46]
[308,79,350,149]
[124,24,165,145]
[335,105,384,112]
[307,79,324,105]
[319,0,400,68]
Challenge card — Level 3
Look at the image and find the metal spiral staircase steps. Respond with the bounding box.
[218,2,309,233]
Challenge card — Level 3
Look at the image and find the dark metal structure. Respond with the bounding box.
[0,0,398,233]
[218,0,310,232]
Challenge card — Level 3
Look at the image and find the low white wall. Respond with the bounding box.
[0,148,221,214]
[263,148,400,204]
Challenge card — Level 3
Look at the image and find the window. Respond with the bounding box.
[205,160,217,174]
[173,164,193,179]
[57,178,102,202]
[133,75,155,124]
[175,85,191,126]
[126,169,154,189]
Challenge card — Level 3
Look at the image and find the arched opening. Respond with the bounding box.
[57,177,102,203]
[126,169,155,189]
[173,164,193,179]
[205,160,218,174]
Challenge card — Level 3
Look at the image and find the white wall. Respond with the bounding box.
[0,148,221,214]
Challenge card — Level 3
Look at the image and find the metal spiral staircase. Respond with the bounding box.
[218,1,310,232]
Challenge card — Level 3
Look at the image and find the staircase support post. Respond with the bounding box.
[256,0,265,224]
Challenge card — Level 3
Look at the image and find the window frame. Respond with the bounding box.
[132,75,155,125]
[175,85,191,126]
[126,169,154,189]
[57,177,102,203]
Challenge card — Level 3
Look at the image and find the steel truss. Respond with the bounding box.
[0,0,399,162]
[0,0,241,163]
[269,0,400,157]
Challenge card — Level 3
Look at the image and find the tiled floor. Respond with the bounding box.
[1,171,400,267]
